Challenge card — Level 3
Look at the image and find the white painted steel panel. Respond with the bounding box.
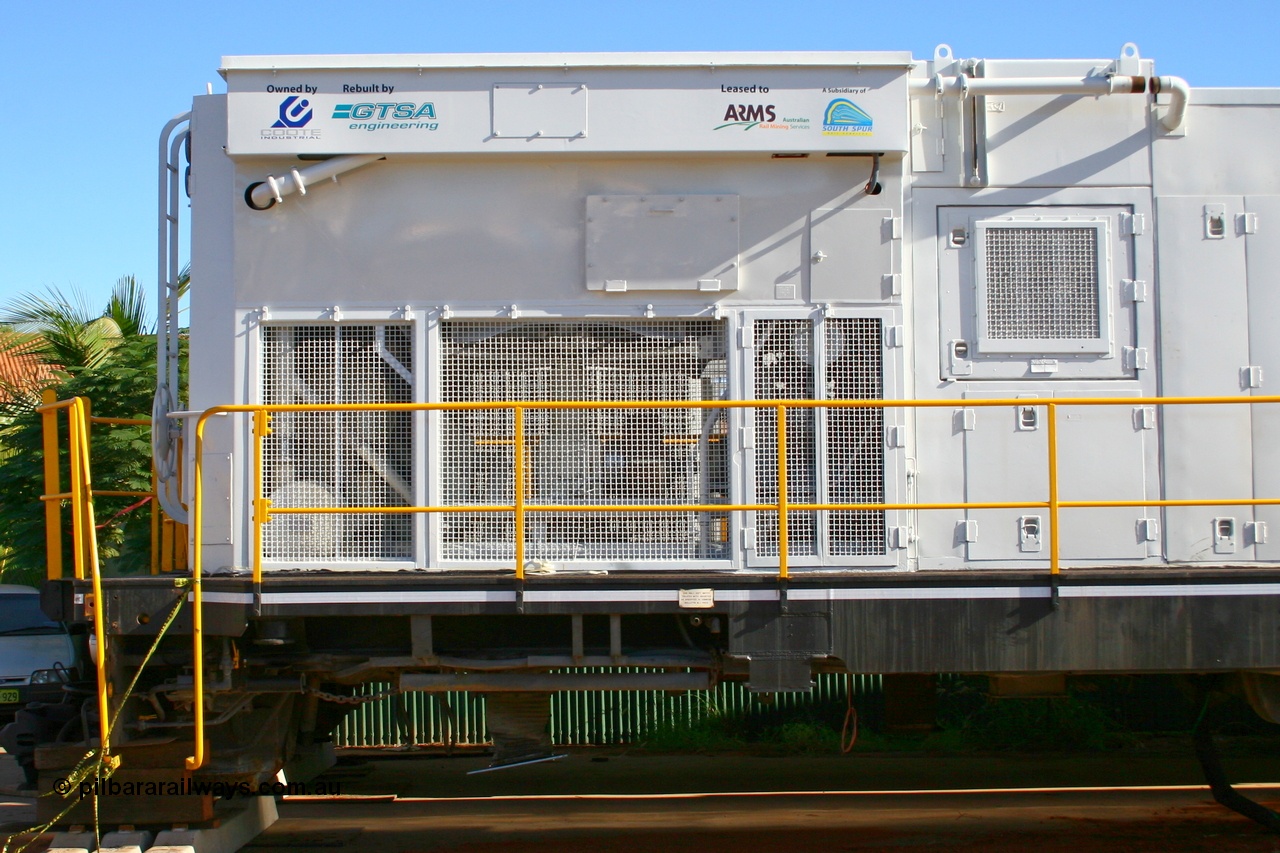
[1155,196,1255,562]
[808,208,894,302]
[963,390,1048,561]
[937,205,1135,380]
[1054,392,1149,560]
[979,59,1152,189]
[585,195,740,292]
[1154,106,1280,196]
[1247,196,1280,561]
[223,61,909,155]
[492,83,587,139]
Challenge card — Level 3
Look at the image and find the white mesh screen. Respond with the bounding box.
[440,321,729,562]
[983,226,1101,340]
[260,325,413,562]
[753,320,818,557]
[753,318,885,559]
[826,318,886,556]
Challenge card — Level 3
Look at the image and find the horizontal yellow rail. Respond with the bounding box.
[180,393,1280,769]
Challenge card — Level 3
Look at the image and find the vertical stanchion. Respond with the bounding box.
[186,416,207,771]
[1046,401,1060,606]
[776,404,789,582]
[513,405,526,582]
[73,400,111,755]
[251,410,272,615]
[67,402,86,580]
[41,389,63,580]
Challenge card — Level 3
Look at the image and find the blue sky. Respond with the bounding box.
[1,0,1276,319]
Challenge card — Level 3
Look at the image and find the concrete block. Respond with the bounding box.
[151,796,278,853]
[45,829,96,853]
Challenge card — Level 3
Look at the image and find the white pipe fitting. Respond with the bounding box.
[247,153,384,210]
[1154,75,1190,131]
[909,72,1189,132]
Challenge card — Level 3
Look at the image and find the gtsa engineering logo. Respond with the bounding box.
[261,96,322,141]
[333,101,440,132]
[821,99,873,136]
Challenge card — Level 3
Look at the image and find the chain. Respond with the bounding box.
[303,686,402,706]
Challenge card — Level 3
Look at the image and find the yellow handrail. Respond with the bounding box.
[182,393,1278,768]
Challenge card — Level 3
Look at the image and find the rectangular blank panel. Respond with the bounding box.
[586,195,740,291]
[492,83,587,139]
[809,208,894,302]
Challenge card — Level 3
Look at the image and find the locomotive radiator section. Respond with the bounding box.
[27,45,1280,812]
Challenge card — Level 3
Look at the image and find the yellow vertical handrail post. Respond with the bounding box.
[776,404,789,581]
[67,402,87,581]
[70,400,111,756]
[186,415,207,771]
[251,409,272,611]
[41,389,63,580]
[1046,401,1061,602]
[513,405,526,581]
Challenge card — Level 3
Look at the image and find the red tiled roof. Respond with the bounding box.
[0,336,56,402]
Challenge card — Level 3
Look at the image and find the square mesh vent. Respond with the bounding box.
[975,220,1111,354]
[440,320,729,562]
[983,227,1099,340]
[753,318,885,559]
[260,325,413,562]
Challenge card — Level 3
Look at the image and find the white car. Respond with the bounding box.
[0,584,77,722]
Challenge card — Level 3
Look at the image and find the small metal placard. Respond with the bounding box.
[678,588,715,609]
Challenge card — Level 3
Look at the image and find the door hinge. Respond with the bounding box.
[1123,346,1149,371]
[958,408,977,431]
[742,527,756,551]
[885,216,903,240]
[1137,518,1160,542]
[1124,279,1148,303]
[1123,212,1146,236]
[1248,521,1269,546]
[889,526,909,549]
[1243,365,1264,389]
[885,425,907,448]
[739,323,754,348]
[1240,212,1260,235]
[884,273,902,296]
[1134,406,1156,430]
[885,325,905,348]
[959,519,978,543]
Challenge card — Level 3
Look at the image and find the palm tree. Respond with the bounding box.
[0,272,184,585]
[0,275,153,381]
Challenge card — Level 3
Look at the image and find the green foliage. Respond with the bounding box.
[0,336,182,587]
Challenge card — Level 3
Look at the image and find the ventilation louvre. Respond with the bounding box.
[974,219,1112,355]
[439,320,730,563]
[260,324,414,562]
[753,317,886,558]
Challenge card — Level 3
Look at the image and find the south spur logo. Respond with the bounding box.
[262,96,322,140]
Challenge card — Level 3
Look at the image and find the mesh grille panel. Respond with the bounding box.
[261,325,413,562]
[753,320,818,557]
[753,318,885,559]
[983,226,1100,340]
[826,318,886,556]
[440,321,729,562]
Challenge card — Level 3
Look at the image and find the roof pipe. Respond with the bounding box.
[1153,75,1190,131]
[909,73,1188,132]
[246,153,385,210]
